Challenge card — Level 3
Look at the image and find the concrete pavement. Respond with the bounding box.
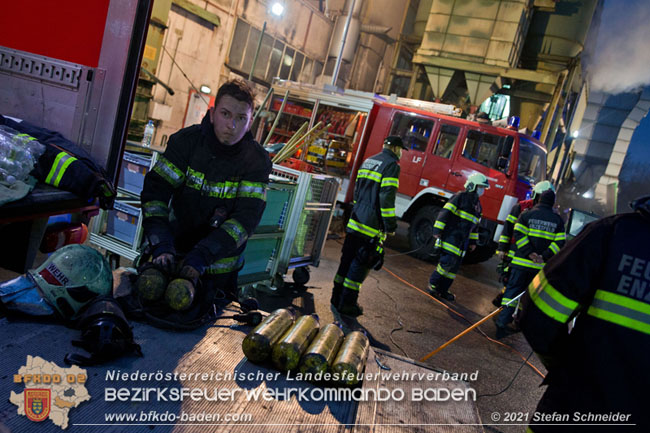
[255,221,547,433]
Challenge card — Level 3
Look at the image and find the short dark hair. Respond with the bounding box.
[215,79,255,109]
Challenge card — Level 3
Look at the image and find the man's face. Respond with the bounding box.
[476,186,485,197]
[210,95,252,145]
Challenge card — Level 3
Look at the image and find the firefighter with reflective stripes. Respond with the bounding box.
[140,80,272,311]
[493,181,555,306]
[428,173,488,301]
[519,196,650,432]
[495,189,565,337]
[332,136,407,316]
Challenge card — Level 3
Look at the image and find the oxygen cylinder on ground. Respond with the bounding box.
[272,314,320,371]
[331,331,370,385]
[242,308,295,363]
[298,323,344,379]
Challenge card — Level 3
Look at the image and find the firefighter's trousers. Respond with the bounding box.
[428,251,462,294]
[334,233,372,293]
[495,267,538,328]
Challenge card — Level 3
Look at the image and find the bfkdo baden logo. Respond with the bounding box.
[25,389,51,422]
[10,355,90,430]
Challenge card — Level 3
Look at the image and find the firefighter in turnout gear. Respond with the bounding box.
[495,189,565,338]
[519,196,650,432]
[332,136,407,316]
[140,79,272,313]
[428,173,488,301]
[493,181,555,306]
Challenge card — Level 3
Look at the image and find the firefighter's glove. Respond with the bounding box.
[373,244,385,271]
[178,265,201,288]
[153,253,176,274]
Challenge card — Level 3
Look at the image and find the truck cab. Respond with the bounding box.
[358,101,547,261]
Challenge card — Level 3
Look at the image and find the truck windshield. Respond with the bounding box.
[518,138,546,184]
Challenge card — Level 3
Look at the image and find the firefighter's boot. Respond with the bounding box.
[428,284,455,301]
[330,283,343,308]
[338,288,363,317]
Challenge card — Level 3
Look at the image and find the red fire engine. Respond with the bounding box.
[260,81,547,262]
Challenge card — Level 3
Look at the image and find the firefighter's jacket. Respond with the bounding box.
[519,197,650,429]
[511,201,565,270]
[432,190,481,257]
[497,198,534,254]
[346,149,400,239]
[140,114,272,275]
[0,115,116,209]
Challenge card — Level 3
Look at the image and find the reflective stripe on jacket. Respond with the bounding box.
[511,203,565,270]
[519,202,650,428]
[497,199,534,252]
[432,190,481,257]
[141,113,272,273]
[346,149,400,239]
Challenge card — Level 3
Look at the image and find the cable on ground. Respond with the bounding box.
[382,266,545,380]
[477,351,534,398]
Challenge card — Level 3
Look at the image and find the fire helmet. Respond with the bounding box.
[383,135,408,150]
[532,180,555,199]
[29,245,113,319]
[464,173,490,192]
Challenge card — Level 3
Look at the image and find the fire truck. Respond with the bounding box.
[261,80,548,263]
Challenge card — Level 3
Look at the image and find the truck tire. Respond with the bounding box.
[408,205,441,261]
[462,242,497,264]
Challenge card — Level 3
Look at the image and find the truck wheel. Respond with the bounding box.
[463,242,497,264]
[408,205,441,261]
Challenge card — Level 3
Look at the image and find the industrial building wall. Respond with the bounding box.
[149,0,334,145]
[348,0,409,92]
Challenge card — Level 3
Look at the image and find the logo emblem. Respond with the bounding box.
[25,389,51,422]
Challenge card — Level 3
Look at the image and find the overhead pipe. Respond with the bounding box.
[360,23,392,36]
[331,0,357,86]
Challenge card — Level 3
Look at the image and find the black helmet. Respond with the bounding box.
[383,135,408,150]
[65,297,142,366]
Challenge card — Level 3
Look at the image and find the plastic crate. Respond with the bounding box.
[118,152,152,195]
[106,201,141,246]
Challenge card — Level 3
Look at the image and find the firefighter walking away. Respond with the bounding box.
[493,180,555,307]
[495,188,565,338]
[428,173,488,301]
[332,136,407,317]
